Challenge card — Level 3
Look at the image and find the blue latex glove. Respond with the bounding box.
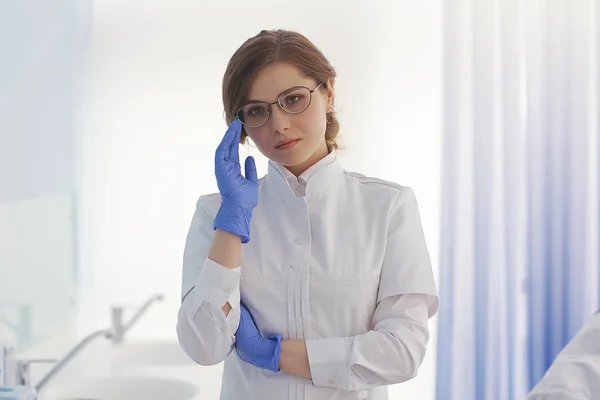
[235,303,282,372]
[213,119,258,243]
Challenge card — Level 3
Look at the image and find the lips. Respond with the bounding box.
[275,138,300,149]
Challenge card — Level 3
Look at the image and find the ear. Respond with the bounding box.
[325,79,335,111]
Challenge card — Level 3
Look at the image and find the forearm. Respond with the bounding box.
[208,228,241,268]
[304,295,431,391]
[278,340,312,380]
[208,228,241,315]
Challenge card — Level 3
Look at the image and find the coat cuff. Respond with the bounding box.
[306,337,351,388]
[193,257,241,308]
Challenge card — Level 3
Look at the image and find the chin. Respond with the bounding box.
[273,152,309,167]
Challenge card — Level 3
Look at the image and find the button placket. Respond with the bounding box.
[289,198,309,277]
[293,196,308,213]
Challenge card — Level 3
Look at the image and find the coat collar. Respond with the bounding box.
[265,148,343,199]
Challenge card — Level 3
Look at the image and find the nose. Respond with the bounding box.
[269,105,291,133]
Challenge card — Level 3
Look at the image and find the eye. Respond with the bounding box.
[248,106,266,116]
[285,94,303,105]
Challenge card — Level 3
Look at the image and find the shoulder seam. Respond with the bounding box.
[197,193,220,218]
[344,171,407,193]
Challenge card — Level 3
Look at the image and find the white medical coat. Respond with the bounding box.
[177,150,439,400]
[527,311,600,400]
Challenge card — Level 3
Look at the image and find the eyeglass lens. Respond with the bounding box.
[237,86,313,128]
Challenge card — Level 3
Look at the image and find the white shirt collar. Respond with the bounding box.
[266,149,341,197]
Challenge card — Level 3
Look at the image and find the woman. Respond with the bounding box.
[177,29,439,400]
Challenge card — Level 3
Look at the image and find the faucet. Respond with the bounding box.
[110,293,164,345]
[13,328,112,392]
[11,293,164,392]
[13,358,57,387]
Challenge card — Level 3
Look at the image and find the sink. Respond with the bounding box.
[45,376,199,400]
[109,340,195,368]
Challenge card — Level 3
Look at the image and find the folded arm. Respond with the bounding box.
[295,187,439,390]
[176,196,243,366]
[283,294,432,391]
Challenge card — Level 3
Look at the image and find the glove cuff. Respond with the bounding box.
[267,334,283,373]
[213,201,253,243]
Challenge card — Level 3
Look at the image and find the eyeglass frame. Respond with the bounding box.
[234,82,324,129]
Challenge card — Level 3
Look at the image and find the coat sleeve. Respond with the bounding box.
[176,195,242,366]
[305,187,439,391]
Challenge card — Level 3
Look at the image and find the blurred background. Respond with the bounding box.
[0,1,597,399]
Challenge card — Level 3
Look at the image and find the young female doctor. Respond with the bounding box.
[177,29,439,400]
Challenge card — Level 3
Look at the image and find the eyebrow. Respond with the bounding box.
[245,84,307,104]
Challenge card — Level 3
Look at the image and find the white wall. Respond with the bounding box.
[0,0,89,204]
[0,0,90,350]
[80,2,442,398]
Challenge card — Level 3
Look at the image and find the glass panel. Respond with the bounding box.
[0,193,77,352]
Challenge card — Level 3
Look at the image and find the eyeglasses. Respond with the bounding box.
[235,82,323,128]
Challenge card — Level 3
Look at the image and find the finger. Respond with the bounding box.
[244,156,258,184]
[215,119,240,163]
[228,119,242,161]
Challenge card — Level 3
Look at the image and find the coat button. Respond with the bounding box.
[291,265,301,272]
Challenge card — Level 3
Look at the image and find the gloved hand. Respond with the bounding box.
[235,302,282,373]
[213,119,258,243]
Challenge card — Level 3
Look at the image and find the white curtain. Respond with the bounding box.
[436,0,599,399]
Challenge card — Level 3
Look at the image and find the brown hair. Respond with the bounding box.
[222,29,340,149]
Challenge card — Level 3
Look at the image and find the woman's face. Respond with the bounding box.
[241,62,334,175]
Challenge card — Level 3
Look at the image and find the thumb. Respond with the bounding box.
[244,156,258,183]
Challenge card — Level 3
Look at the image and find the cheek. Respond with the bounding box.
[308,94,328,122]
[246,128,272,151]
[302,103,327,133]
